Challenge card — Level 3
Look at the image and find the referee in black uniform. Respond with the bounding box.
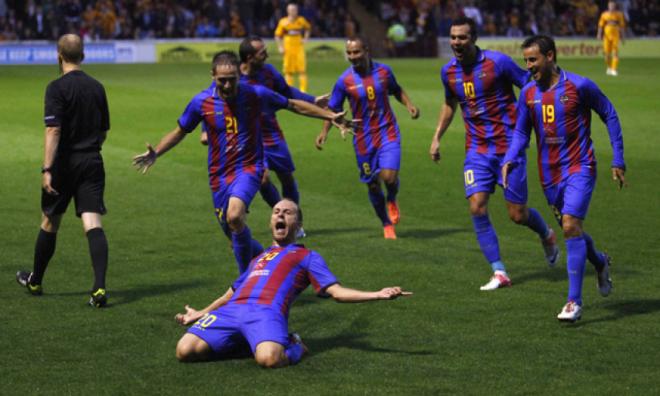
[17,34,111,308]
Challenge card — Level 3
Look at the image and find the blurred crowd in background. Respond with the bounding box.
[0,0,657,42]
[0,0,352,41]
[369,0,658,41]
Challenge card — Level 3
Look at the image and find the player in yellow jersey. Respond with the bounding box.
[597,1,626,76]
[275,3,311,92]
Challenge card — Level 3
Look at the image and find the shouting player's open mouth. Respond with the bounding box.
[452,46,465,60]
[274,219,288,238]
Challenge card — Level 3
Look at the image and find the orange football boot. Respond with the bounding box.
[383,224,397,240]
[387,201,400,225]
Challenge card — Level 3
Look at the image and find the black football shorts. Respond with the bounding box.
[42,151,107,217]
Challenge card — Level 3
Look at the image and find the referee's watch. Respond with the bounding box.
[41,166,52,174]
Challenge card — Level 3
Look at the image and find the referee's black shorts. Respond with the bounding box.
[42,151,107,217]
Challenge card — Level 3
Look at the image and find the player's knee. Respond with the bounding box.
[40,214,61,233]
[380,170,397,185]
[254,350,283,368]
[468,201,487,216]
[508,207,527,225]
[175,339,195,362]
[562,221,582,238]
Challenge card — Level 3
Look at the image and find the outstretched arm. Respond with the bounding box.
[175,287,235,325]
[429,98,457,162]
[394,88,420,119]
[325,284,412,303]
[132,125,187,174]
[288,99,356,136]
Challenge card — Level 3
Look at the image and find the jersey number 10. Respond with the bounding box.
[463,82,476,99]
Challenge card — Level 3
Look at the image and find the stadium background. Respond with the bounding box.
[2,0,660,394]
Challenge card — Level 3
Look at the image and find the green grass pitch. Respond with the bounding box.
[1,56,659,395]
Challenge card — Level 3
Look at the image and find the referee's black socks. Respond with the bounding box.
[86,228,108,290]
[32,229,57,285]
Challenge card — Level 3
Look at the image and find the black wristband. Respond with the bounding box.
[41,166,52,174]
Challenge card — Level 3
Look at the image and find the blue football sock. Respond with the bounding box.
[368,187,391,226]
[490,260,506,273]
[583,232,605,272]
[525,207,550,239]
[472,214,503,269]
[259,181,281,208]
[566,236,587,306]
[385,179,399,203]
[281,179,300,204]
[232,226,255,274]
[285,342,304,365]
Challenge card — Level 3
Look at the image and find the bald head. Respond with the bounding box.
[58,34,84,64]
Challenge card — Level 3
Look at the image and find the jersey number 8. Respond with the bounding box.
[366,86,376,101]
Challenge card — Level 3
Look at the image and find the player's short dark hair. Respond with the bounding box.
[57,34,84,64]
[239,35,263,62]
[450,16,478,41]
[211,50,240,72]
[347,35,369,51]
[522,35,557,61]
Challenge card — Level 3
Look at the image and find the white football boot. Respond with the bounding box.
[480,271,512,291]
[557,301,582,322]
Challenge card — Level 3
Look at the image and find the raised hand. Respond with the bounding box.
[132,143,157,174]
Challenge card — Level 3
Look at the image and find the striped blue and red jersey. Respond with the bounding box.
[441,48,529,155]
[504,69,625,189]
[328,61,402,155]
[240,63,315,146]
[178,82,289,192]
[229,244,338,317]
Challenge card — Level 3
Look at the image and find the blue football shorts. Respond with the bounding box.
[463,151,528,204]
[212,172,261,226]
[543,170,595,221]
[354,141,401,184]
[264,141,296,174]
[187,304,290,356]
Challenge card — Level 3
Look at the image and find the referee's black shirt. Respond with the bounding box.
[44,70,110,153]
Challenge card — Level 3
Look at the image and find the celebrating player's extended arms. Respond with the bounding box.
[133,100,357,174]
[175,284,412,326]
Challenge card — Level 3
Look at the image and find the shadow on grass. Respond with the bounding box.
[510,267,566,285]
[302,317,435,357]
[571,298,660,327]
[47,279,211,307]
[396,227,469,239]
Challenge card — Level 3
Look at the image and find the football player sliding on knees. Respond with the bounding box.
[174,199,412,368]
